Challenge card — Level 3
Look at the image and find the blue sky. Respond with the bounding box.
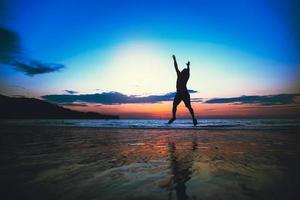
[0,0,299,99]
[3,0,299,61]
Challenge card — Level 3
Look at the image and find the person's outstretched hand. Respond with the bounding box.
[186,61,190,67]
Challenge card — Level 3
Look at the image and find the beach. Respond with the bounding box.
[1,122,300,200]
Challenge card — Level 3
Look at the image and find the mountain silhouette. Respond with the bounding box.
[0,94,119,119]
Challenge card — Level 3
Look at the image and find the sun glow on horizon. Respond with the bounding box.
[97,41,175,96]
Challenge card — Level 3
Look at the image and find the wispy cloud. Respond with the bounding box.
[11,60,64,76]
[42,90,199,105]
[0,27,65,76]
[64,90,78,94]
[0,27,20,62]
[205,94,300,105]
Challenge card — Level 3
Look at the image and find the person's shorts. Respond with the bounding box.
[174,91,191,107]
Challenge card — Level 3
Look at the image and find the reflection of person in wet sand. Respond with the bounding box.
[168,55,197,126]
[167,138,198,200]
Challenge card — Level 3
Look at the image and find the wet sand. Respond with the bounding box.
[1,125,300,200]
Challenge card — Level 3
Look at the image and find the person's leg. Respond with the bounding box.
[183,93,197,126]
[168,94,181,124]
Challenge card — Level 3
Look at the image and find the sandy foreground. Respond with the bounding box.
[0,125,300,200]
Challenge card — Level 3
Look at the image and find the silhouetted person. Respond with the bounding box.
[168,55,197,126]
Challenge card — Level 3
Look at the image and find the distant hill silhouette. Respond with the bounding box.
[0,94,119,119]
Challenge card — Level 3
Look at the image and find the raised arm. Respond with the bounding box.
[186,61,190,71]
[172,55,180,75]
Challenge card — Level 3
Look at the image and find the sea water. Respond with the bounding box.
[1,118,299,129]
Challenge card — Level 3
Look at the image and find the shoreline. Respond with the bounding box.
[1,124,300,131]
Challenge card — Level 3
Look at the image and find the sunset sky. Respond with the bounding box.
[0,0,299,118]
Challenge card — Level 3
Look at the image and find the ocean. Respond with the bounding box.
[1,118,299,129]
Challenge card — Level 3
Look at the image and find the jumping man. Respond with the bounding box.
[168,55,197,126]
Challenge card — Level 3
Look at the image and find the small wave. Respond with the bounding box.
[1,119,299,130]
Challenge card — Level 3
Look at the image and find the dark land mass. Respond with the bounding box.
[0,94,119,119]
